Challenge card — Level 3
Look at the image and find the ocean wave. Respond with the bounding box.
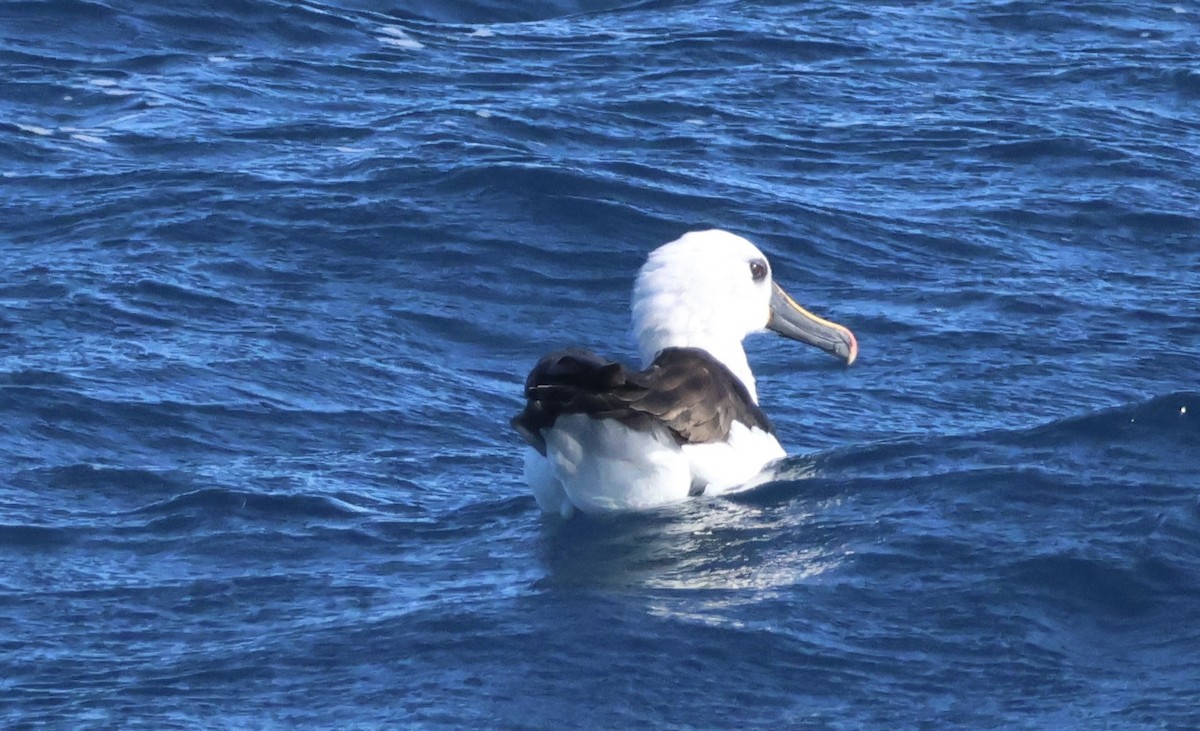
[4,0,1199,726]
[1010,390,1198,445]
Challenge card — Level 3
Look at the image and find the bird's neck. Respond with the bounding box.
[638,331,758,403]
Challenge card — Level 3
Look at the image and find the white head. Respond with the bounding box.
[631,230,857,402]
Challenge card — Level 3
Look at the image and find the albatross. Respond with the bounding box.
[512,229,857,517]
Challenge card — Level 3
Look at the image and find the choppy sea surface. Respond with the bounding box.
[3,0,1200,727]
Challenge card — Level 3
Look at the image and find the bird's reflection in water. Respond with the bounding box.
[535,455,853,614]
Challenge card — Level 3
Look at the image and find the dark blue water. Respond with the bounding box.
[3,0,1199,727]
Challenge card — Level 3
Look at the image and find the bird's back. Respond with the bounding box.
[513,347,781,514]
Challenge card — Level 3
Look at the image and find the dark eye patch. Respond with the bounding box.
[749,259,768,282]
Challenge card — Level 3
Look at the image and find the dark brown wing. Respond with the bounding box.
[511,347,772,455]
[638,347,773,443]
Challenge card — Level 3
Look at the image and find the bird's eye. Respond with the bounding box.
[749,259,768,282]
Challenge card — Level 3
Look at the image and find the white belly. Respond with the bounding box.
[524,414,786,515]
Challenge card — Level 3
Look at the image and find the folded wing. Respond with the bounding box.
[512,347,773,456]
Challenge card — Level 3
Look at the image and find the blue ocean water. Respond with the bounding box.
[3,0,1199,727]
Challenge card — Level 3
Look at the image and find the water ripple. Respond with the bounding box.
[3,0,1200,727]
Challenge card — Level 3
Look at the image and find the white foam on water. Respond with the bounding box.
[106,111,144,127]
[381,37,423,50]
[70,133,109,144]
[468,27,495,38]
[297,1,334,17]
[475,109,492,118]
[88,77,135,96]
[208,56,230,63]
[379,25,424,50]
[16,123,53,136]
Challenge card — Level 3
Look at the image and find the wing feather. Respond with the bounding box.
[512,347,772,454]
